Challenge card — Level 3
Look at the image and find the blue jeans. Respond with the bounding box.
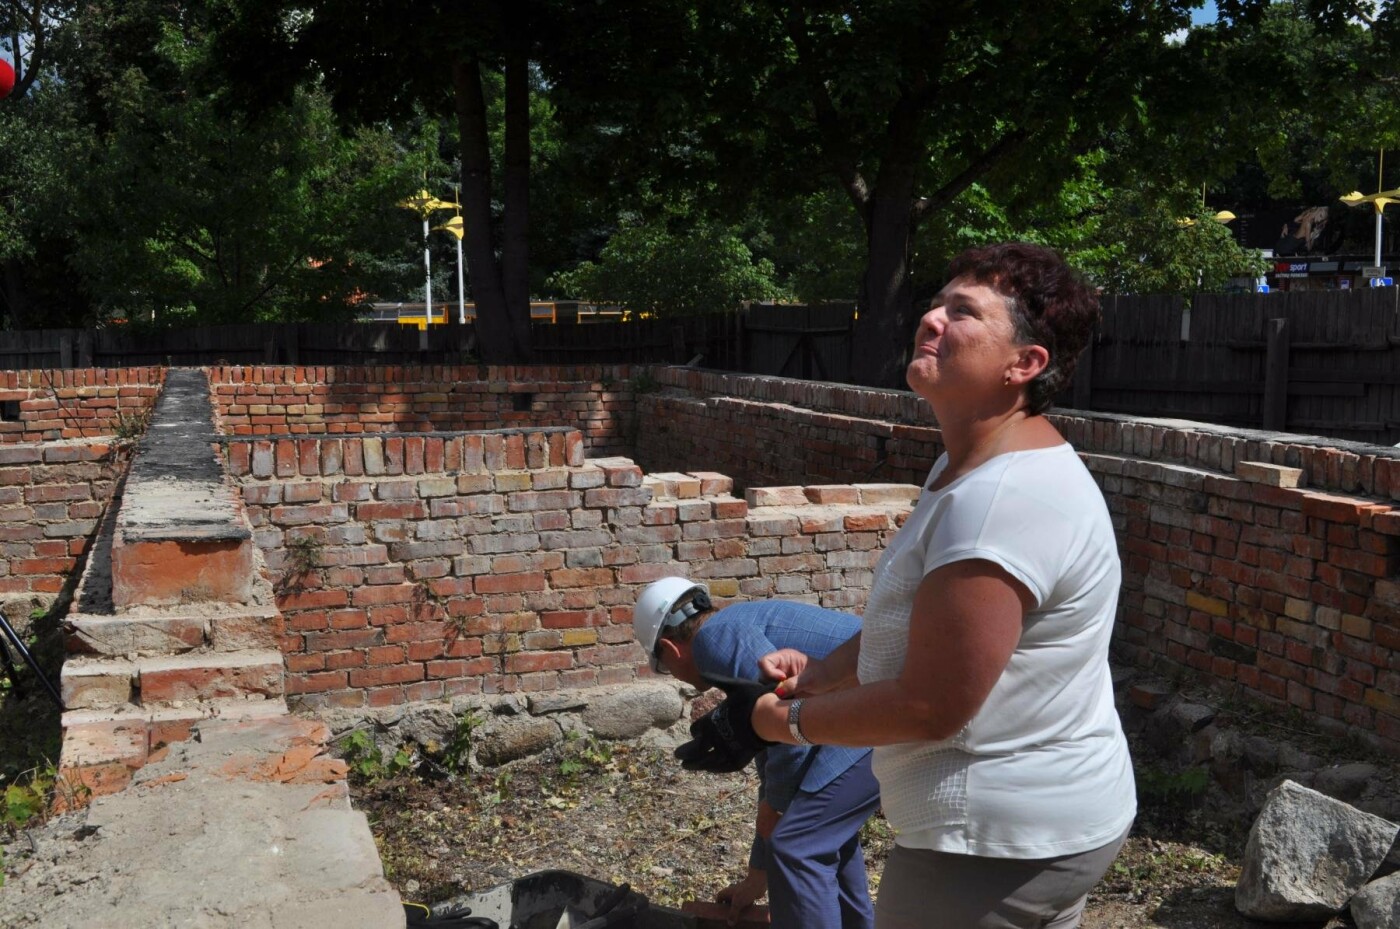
[764,756,880,929]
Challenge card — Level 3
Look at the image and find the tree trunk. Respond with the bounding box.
[451,56,518,363]
[502,34,533,361]
[851,199,916,389]
[849,106,921,389]
[1,262,31,329]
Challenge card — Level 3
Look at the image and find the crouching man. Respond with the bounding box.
[634,577,879,929]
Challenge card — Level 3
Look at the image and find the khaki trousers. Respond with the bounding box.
[874,828,1129,929]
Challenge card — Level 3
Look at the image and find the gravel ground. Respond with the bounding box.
[349,727,1334,929]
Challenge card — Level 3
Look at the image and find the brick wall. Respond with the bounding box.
[0,369,164,444]
[225,427,913,711]
[640,366,1400,501]
[11,362,1389,750]
[1096,454,1400,745]
[208,365,639,455]
[0,440,127,620]
[635,369,940,489]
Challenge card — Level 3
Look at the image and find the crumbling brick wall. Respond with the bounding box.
[0,440,127,621]
[0,369,163,444]
[9,362,1393,750]
[209,365,638,455]
[225,428,913,711]
[639,367,1400,501]
[1093,453,1400,745]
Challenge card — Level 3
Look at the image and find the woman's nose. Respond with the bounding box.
[921,305,945,334]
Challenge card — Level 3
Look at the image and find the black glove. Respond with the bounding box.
[403,901,499,929]
[674,675,776,773]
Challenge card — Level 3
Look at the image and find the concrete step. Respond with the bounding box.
[58,697,290,801]
[137,649,284,704]
[62,649,284,710]
[11,711,402,928]
[66,602,281,657]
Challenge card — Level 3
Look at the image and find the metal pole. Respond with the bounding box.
[423,217,434,325]
[1376,211,1384,269]
[1379,149,1387,271]
[456,236,466,325]
[0,613,64,710]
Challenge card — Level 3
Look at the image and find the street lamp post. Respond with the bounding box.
[1340,150,1399,272]
[432,187,467,325]
[398,189,456,324]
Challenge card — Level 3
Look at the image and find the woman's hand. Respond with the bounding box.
[716,868,768,926]
[750,692,790,744]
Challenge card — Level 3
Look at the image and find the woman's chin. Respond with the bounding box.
[905,361,939,395]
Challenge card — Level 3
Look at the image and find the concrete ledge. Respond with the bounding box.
[6,715,402,929]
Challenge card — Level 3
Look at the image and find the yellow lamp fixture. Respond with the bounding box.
[432,215,465,240]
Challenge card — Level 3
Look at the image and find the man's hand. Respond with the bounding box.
[759,648,836,698]
[716,868,768,926]
[757,648,809,695]
[755,799,780,840]
[673,676,775,773]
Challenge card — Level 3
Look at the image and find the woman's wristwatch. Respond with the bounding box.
[787,698,812,745]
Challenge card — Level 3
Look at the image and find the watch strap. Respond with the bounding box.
[787,698,812,745]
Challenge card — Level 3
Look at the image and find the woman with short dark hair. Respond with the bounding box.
[745,243,1136,928]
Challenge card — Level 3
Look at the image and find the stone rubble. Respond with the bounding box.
[1122,674,1400,925]
[1234,779,1397,922]
[1350,872,1400,929]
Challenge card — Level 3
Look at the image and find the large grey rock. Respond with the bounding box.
[582,683,684,739]
[1144,700,1215,762]
[1235,780,1399,921]
[397,704,460,752]
[1351,872,1400,929]
[474,716,560,766]
[528,691,589,715]
[1315,763,1380,804]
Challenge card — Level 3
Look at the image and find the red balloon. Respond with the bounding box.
[0,59,13,101]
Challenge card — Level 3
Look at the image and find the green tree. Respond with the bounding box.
[217,0,564,361]
[548,215,792,317]
[1120,3,1400,222]
[0,0,420,328]
[552,0,1220,385]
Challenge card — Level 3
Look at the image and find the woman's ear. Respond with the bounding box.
[1009,344,1050,385]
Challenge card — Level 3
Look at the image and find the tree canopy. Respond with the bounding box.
[2,0,1398,383]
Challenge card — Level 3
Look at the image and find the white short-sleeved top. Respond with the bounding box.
[858,443,1136,858]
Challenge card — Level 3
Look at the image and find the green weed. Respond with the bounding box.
[482,770,513,807]
[281,535,324,588]
[557,731,614,781]
[338,730,413,784]
[442,713,483,775]
[112,408,153,441]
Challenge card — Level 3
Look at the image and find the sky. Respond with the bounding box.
[1191,1,1221,25]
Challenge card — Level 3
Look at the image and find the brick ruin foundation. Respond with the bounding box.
[0,362,1396,801]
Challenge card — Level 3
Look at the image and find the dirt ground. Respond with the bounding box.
[349,728,1356,929]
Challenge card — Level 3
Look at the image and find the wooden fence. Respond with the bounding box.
[0,304,856,380]
[1079,288,1400,445]
[7,290,1400,444]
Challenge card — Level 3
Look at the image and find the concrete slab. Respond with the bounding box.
[0,713,403,929]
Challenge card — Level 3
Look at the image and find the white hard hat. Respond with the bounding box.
[633,577,711,672]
